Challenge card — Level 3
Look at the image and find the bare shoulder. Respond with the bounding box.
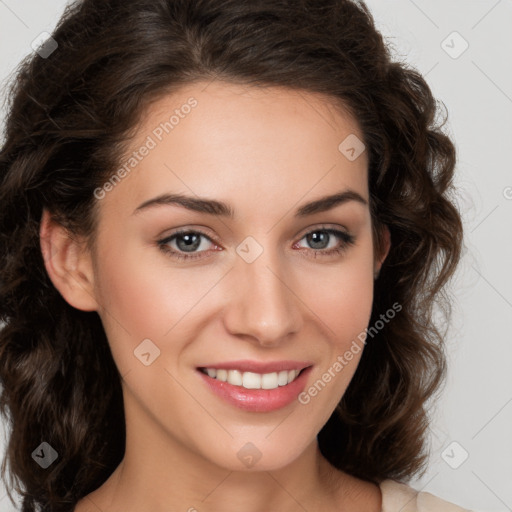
[380,479,471,512]
[417,489,471,511]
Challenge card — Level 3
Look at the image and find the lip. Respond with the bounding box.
[196,359,312,373]
[197,364,313,412]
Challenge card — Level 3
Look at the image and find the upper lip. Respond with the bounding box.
[197,360,313,374]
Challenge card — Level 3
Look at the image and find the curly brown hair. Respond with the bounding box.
[0,0,463,510]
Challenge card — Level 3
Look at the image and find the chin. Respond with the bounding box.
[197,432,314,473]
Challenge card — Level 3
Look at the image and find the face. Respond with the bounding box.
[81,81,387,471]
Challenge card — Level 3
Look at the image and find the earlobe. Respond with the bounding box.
[39,209,98,312]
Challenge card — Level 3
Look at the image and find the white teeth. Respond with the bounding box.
[277,370,289,386]
[227,369,243,386]
[261,372,278,389]
[201,368,301,390]
[216,369,228,382]
[242,372,261,389]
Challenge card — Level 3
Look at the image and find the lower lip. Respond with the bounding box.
[197,367,312,412]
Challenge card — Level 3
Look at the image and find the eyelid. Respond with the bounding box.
[295,223,350,239]
[157,225,220,243]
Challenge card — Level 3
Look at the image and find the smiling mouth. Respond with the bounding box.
[198,367,308,390]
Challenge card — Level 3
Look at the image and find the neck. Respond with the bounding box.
[83,392,376,512]
[103,440,341,512]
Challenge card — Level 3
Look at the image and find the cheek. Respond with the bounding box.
[96,255,168,334]
[93,239,202,334]
[306,255,375,345]
[299,243,375,405]
[297,266,374,423]
[91,238,181,372]
[91,234,229,376]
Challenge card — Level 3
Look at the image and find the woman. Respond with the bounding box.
[0,0,467,510]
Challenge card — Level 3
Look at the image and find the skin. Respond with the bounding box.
[40,80,390,512]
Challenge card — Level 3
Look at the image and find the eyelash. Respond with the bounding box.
[157,226,355,262]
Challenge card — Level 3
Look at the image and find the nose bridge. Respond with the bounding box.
[225,236,302,344]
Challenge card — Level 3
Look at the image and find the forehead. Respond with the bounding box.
[101,81,369,222]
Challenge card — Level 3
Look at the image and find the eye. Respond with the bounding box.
[157,229,218,261]
[293,227,355,258]
[157,226,355,261]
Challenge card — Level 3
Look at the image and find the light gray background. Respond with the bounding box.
[0,1,511,511]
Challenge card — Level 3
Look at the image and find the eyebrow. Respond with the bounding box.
[132,189,367,218]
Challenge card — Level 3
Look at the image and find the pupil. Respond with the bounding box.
[309,231,328,249]
[178,233,201,252]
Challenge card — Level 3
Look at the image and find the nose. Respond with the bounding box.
[222,245,303,347]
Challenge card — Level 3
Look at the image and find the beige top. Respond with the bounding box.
[380,480,471,511]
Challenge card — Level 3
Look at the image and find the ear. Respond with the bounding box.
[39,208,98,312]
[374,224,391,278]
